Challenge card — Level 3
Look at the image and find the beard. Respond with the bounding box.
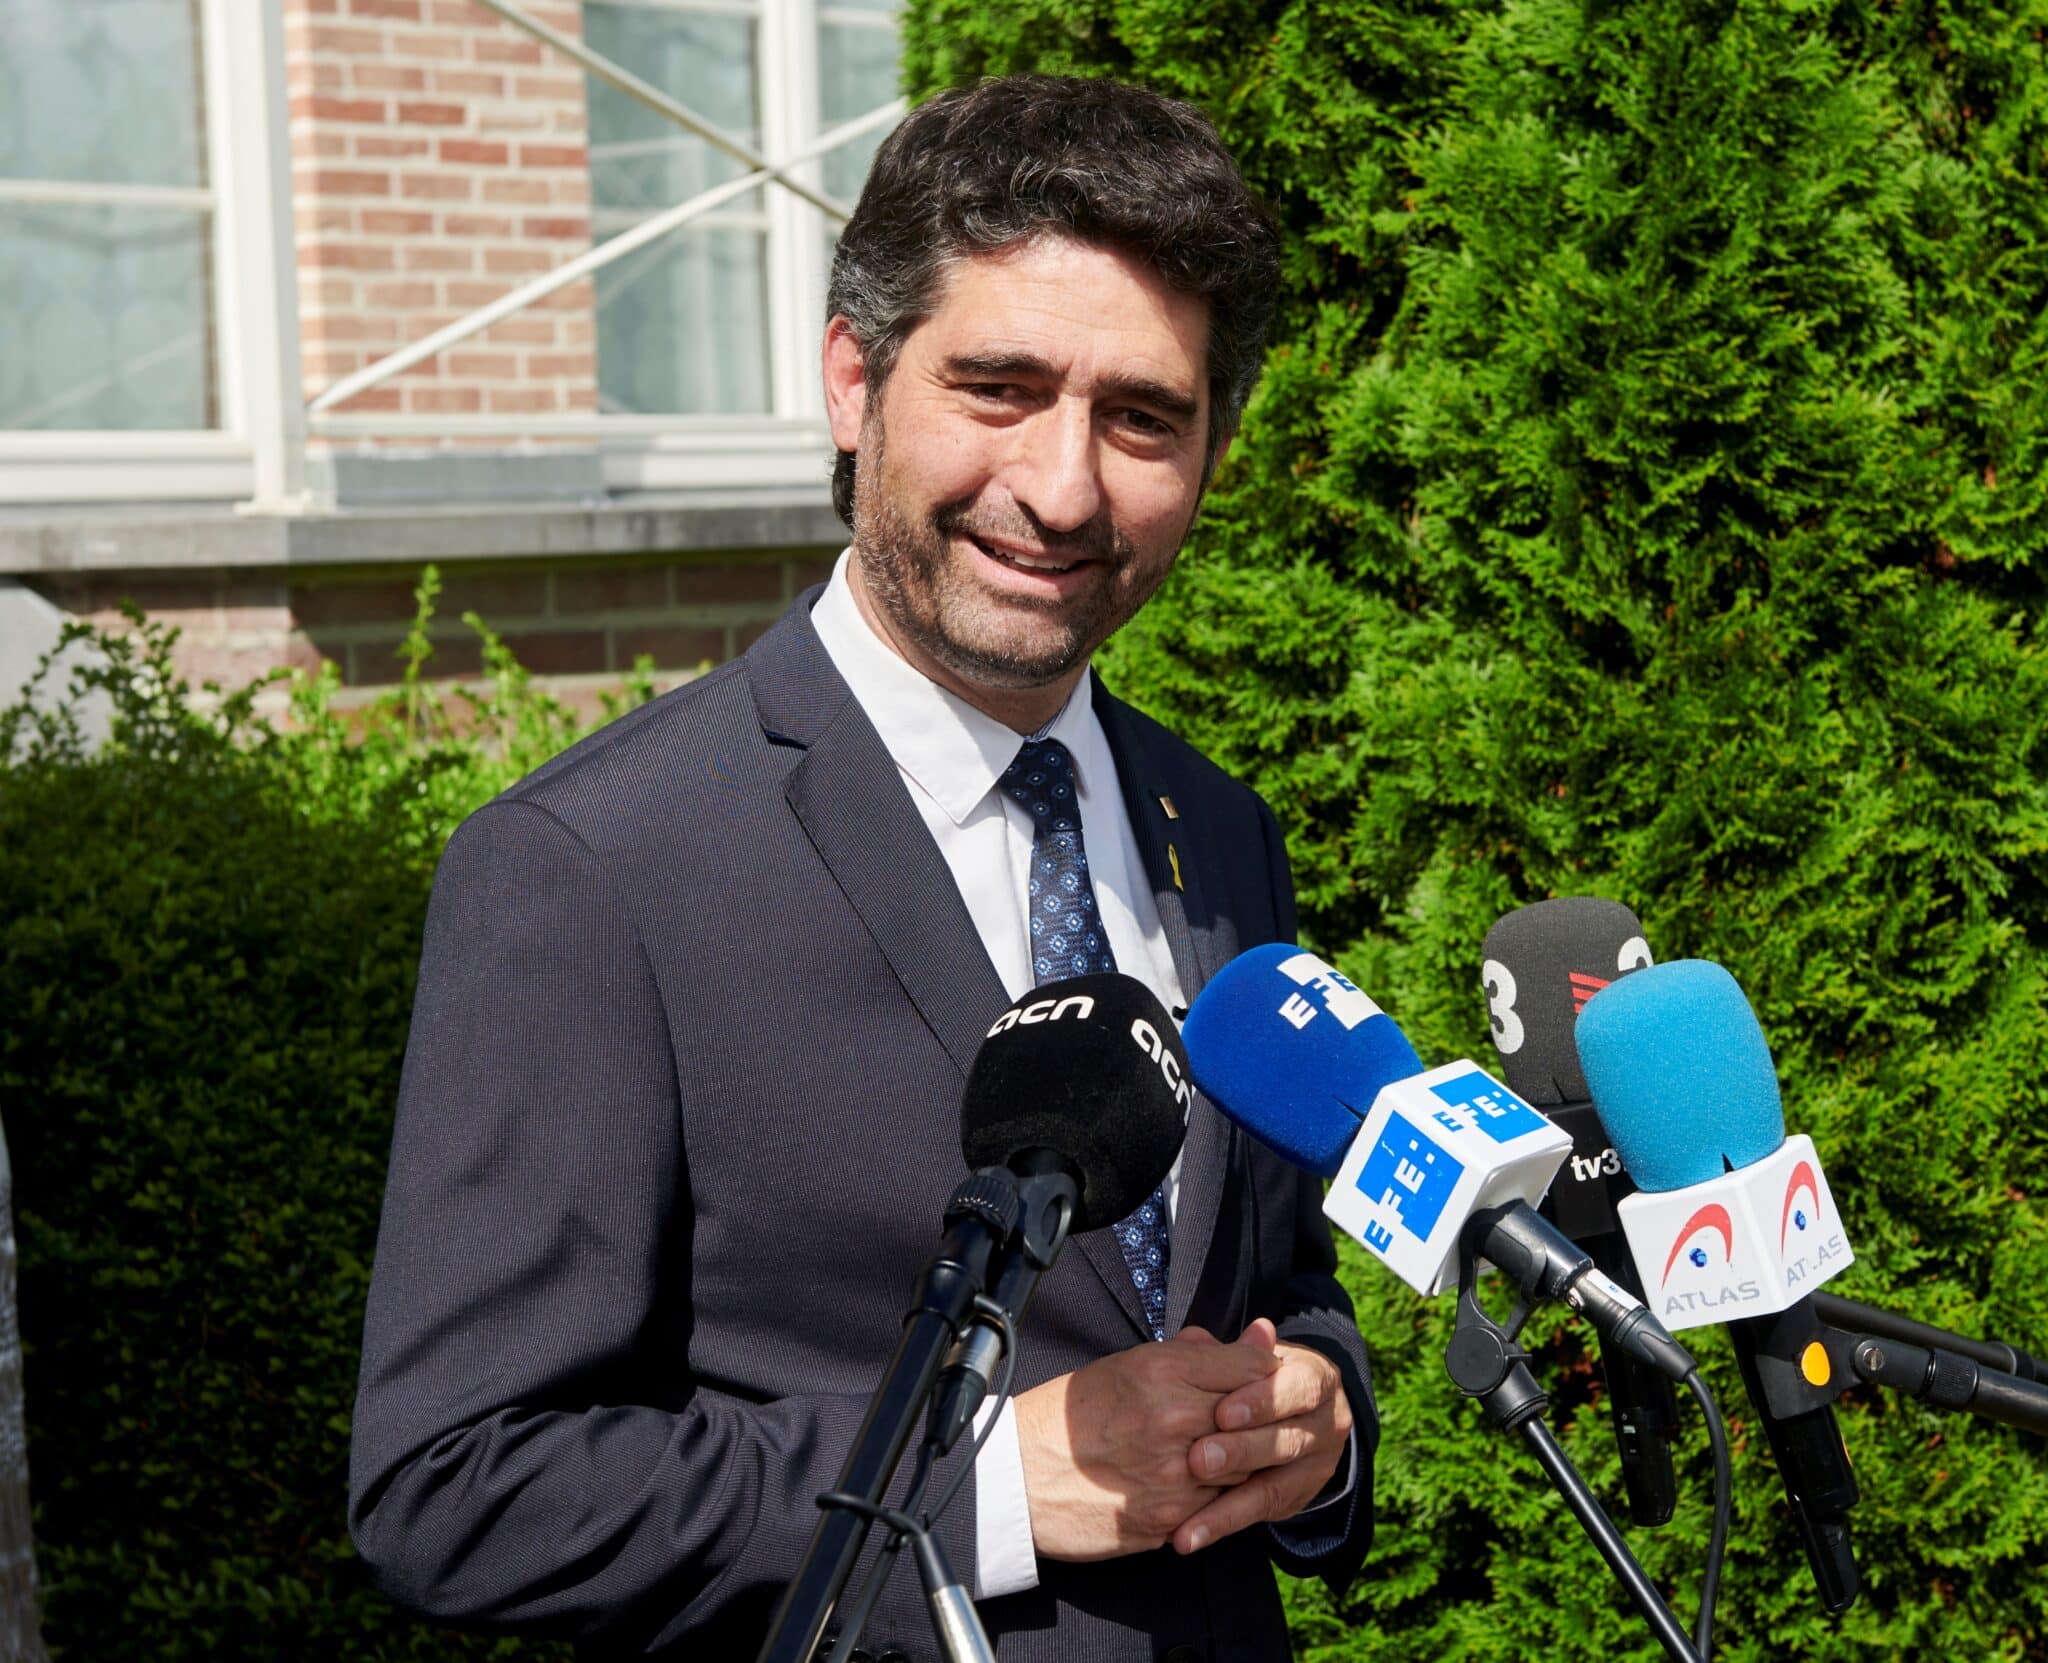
[849,411,1177,692]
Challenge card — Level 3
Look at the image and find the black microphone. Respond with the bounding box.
[1481,899,1677,1526]
[759,974,1189,1663]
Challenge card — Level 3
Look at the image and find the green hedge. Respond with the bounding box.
[903,1,2048,1658]
[0,588,599,1659]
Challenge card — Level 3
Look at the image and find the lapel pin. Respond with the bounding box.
[1168,842,1184,891]
[1159,795,1180,820]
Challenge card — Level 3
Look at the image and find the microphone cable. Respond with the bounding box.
[1683,1367,1732,1662]
[820,1296,1019,1663]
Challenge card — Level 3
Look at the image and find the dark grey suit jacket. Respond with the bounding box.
[349,592,1376,1661]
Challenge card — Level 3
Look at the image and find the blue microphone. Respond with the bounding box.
[1183,944,1696,1381]
[1574,959,1862,1614]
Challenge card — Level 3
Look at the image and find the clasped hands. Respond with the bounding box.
[1014,1317,1351,1561]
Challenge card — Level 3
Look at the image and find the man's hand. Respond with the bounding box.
[1014,1326,1281,1561]
[1170,1318,1353,1554]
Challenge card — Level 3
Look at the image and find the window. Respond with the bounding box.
[0,0,297,505]
[583,0,901,426]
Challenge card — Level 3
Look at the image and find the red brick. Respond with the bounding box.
[527,6,581,33]
[349,0,422,17]
[351,63,427,93]
[482,176,551,204]
[446,350,518,378]
[564,386,598,412]
[293,580,423,628]
[304,313,372,342]
[522,215,589,240]
[397,100,466,126]
[484,246,554,276]
[329,387,404,412]
[519,143,586,169]
[674,562,786,605]
[401,172,473,200]
[295,204,354,235]
[363,279,438,309]
[445,279,507,307]
[303,241,397,270]
[430,68,505,96]
[526,351,592,378]
[486,387,560,413]
[617,624,725,670]
[555,567,668,614]
[301,167,393,196]
[408,386,482,413]
[514,73,584,101]
[443,210,512,237]
[389,29,467,60]
[439,572,549,619]
[360,207,436,235]
[305,59,348,90]
[402,244,474,271]
[440,138,509,166]
[293,94,387,123]
[428,0,489,22]
[355,133,431,158]
[303,346,364,378]
[303,23,385,54]
[302,129,351,159]
[502,630,608,675]
[478,104,548,134]
[472,37,543,64]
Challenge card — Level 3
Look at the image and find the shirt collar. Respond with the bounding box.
[810,550,1101,825]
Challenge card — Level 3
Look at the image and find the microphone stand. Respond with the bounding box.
[756,1172,1021,1663]
[1444,1239,1703,1663]
[1811,1291,2047,1384]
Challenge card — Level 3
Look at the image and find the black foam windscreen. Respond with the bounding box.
[961,973,1190,1233]
[1480,898,1653,1105]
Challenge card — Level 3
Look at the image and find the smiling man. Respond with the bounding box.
[351,75,1377,1663]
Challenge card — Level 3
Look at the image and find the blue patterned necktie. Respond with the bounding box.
[1000,737,1172,1340]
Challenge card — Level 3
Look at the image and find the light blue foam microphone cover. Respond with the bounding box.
[1182,942,1425,1176]
[1573,959,1787,1193]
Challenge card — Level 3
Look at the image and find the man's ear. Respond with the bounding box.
[822,317,868,454]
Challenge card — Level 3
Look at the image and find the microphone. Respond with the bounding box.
[761,974,1189,1663]
[1481,898,1678,1525]
[928,974,1194,1449]
[1181,944,1695,1382]
[1575,960,1863,1614]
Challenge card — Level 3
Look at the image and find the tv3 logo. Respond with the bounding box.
[1568,1146,1623,1183]
[1482,934,1652,1055]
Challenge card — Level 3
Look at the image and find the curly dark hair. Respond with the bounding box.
[825,74,1281,527]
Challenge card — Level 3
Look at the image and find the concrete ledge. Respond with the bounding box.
[0,489,846,576]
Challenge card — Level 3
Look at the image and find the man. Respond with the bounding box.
[351,75,1376,1662]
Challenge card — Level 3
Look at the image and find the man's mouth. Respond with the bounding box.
[967,533,1090,576]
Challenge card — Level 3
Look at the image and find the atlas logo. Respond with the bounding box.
[1129,1018,1195,1111]
[1661,1204,1735,1286]
[1780,1160,1820,1252]
[1273,952,1382,1032]
[986,993,1094,1037]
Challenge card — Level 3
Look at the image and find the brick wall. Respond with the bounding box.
[282,0,597,426]
[29,553,834,724]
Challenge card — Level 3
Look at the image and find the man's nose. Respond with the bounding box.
[1008,398,1104,535]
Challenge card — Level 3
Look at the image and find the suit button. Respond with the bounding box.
[1162,1648,1205,1663]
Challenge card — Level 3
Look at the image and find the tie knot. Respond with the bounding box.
[1000,738,1078,825]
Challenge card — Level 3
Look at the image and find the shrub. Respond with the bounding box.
[0,580,630,1659]
[903,1,2048,1657]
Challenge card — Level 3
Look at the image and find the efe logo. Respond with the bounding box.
[1273,952,1382,1032]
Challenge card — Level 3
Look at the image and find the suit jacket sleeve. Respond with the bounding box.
[348,799,970,1651]
[1247,793,1379,1593]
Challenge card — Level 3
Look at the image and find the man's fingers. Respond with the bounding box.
[1187,1416,1319,1484]
[1235,1316,1279,1351]
[1174,1336,1283,1394]
[1171,1469,1282,1555]
[1173,1325,1219,1346]
[1215,1344,1337,1430]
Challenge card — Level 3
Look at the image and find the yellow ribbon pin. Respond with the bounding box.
[1168,842,1183,891]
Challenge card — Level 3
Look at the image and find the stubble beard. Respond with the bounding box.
[849,411,1172,693]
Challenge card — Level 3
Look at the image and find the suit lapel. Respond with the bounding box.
[752,598,1011,1082]
[1094,681,1242,1339]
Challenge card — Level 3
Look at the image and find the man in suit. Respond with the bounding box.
[350,75,1376,1661]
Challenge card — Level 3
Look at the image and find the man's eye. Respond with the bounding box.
[965,383,1017,402]
[1118,409,1174,437]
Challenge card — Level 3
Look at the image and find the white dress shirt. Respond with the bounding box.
[809,551,1351,1598]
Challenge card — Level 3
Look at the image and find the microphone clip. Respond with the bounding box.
[1445,1239,1550,1435]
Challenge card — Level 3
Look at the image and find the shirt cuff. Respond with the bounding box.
[971,1397,1039,1598]
[1267,1418,1359,1556]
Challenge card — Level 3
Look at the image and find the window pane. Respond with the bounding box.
[0,205,214,430]
[0,0,207,188]
[585,3,770,415]
[818,22,900,205]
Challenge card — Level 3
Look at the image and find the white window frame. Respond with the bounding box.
[0,0,303,509]
[581,0,897,494]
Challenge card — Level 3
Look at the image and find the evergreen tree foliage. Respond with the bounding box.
[904,2,2048,1656]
